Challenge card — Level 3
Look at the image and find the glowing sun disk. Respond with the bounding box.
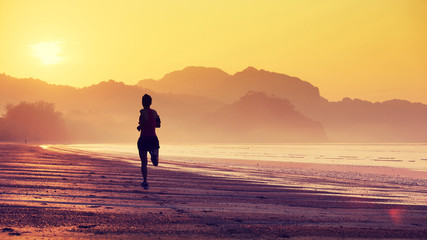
[30,41,64,65]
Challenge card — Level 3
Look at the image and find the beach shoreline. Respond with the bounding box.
[1,143,426,239]
[48,144,427,206]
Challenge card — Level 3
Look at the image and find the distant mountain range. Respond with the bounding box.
[137,66,326,113]
[1,66,427,143]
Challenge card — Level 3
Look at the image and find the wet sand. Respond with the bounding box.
[0,143,426,239]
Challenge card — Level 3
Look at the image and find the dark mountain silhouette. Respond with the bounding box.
[318,98,427,142]
[225,67,327,111]
[138,66,230,100]
[0,74,224,142]
[2,67,427,143]
[0,74,77,110]
[198,92,326,142]
[137,66,327,113]
[136,67,427,142]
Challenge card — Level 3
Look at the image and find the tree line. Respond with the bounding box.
[0,101,67,142]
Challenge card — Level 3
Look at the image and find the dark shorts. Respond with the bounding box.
[137,136,160,152]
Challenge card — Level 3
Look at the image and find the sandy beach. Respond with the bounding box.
[0,143,426,239]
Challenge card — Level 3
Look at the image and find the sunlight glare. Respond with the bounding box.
[30,41,64,65]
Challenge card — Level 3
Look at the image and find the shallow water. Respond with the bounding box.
[65,143,427,172]
[47,143,427,205]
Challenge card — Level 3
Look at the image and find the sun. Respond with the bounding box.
[30,41,64,65]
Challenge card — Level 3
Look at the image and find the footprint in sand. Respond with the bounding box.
[2,228,22,236]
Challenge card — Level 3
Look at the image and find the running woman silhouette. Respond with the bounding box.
[137,94,161,190]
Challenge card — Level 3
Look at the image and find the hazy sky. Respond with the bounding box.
[1,0,426,103]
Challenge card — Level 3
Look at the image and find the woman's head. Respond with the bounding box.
[142,94,152,108]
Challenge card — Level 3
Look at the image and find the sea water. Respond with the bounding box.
[55,143,427,204]
[65,143,427,172]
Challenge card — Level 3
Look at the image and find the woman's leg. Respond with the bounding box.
[139,149,148,183]
[149,148,159,166]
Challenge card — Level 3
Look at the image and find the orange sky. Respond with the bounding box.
[1,0,426,103]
